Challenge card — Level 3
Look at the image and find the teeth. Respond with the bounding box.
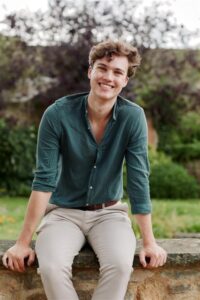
[100,83,113,88]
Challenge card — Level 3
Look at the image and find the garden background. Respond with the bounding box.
[0,0,200,239]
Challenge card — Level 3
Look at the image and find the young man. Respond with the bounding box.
[3,40,167,300]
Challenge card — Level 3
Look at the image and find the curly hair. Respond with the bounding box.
[89,40,141,77]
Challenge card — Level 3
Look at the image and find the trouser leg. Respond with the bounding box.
[87,208,136,300]
[35,211,86,300]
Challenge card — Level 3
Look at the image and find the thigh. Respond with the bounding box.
[35,210,86,266]
[87,209,136,266]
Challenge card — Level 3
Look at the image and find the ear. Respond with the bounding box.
[123,76,129,88]
[88,66,92,79]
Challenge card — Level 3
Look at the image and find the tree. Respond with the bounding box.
[0,0,199,123]
[2,0,193,48]
[134,48,200,126]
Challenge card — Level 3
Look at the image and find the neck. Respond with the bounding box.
[87,92,116,122]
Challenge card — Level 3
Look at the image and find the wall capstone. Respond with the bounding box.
[0,239,200,300]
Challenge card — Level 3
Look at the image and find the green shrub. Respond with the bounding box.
[158,111,200,162]
[0,119,37,196]
[150,160,200,199]
[164,142,200,161]
[148,146,171,166]
[158,127,181,153]
[123,148,199,200]
[179,111,200,143]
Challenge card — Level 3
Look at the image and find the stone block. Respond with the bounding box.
[168,283,192,294]
[1,239,200,299]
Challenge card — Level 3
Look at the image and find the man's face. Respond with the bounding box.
[88,55,129,102]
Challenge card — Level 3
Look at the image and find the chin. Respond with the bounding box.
[99,95,115,101]
[98,91,116,100]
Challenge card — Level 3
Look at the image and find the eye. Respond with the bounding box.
[115,71,123,76]
[98,66,107,71]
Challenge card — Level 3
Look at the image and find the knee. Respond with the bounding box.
[101,261,133,277]
[114,261,133,276]
[38,259,72,279]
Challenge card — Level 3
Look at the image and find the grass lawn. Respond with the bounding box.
[0,197,200,239]
[0,197,29,240]
[128,199,200,238]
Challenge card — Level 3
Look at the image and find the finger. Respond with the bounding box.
[2,254,8,268]
[155,250,166,267]
[27,250,35,266]
[148,256,157,268]
[161,251,168,266]
[154,252,166,267]
[156,256,164,267]
[17,258,25,272]
[7,257,15,271]
[139,251,147,268]
[13,259,24,273]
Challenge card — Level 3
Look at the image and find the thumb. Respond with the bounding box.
[139,250,147,268]
[27,250,35,266]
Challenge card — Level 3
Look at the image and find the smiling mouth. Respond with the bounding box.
[99,83,114,89]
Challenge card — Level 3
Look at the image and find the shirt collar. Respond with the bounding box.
[84,94,118,121]
[112,100,117,120]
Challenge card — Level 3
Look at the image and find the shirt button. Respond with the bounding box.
[94,165,97,168]
[89,186,93,189]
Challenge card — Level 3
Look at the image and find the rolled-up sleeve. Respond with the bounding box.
[125,108,152,214]
[32,104,61,192]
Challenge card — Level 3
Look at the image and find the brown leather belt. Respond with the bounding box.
[74,200,118,211]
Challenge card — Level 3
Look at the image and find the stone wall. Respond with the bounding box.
[0,239,200,300]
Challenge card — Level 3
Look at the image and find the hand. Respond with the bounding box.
[2,243,35,273]
[139,242,167,268]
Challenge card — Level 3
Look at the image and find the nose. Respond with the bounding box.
[103,70,113,81]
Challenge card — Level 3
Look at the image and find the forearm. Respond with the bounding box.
[134,213,167,268]
[134,213,156,246]
[17,190,51,246]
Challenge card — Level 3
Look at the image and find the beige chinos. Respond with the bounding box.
[35,201,136,300]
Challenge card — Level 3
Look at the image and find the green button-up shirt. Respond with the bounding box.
[32,92,151,214]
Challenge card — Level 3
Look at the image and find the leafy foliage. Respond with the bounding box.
[178,111,200,143]
[1,0,200,124]
[0,0,200,196]
[123,148,199,200]
[0,119,37,196]
[163,142,200,162]
[2,0,189,48]
[135,49,200,128]
[0,34,44,111]
[159,111,200,161]
[148,149,200,199]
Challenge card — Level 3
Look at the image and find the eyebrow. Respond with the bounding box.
[96,63,126,74]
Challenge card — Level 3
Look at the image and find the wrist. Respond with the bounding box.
[16,237,31,246]
[142,237,156,247]
[17,232,32,247]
